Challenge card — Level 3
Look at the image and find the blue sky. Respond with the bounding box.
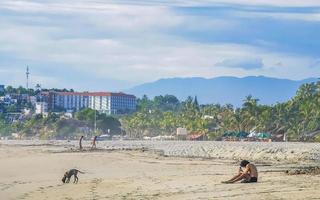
[0,0,319,91]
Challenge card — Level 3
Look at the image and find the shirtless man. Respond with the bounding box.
[91,136,97,149]
[79,135,84,150]
[222,160,258,184]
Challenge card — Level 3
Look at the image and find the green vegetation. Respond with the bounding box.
[3,85,74,96]
[0,109,121,139]
[1,82,320,141]
[122,81,320,141]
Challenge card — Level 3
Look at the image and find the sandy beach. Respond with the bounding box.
[1,140,320,200]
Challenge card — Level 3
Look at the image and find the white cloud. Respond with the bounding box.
[206,0,320,7]
[0,0,319,90]
[215,57,263,70]
[0,20,318,84]
[235,10,320,22]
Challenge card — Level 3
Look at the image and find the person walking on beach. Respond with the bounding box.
[222,160,258,184]
[79,136,84,150]
[91,136,97,149]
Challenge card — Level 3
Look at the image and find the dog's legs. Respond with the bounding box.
[73,175,78,183]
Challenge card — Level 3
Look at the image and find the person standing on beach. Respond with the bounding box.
[79,136,84,150]
[222,160,258,184]
[91,136,97,149]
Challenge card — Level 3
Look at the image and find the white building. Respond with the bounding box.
[54,92,89,111]
[88,92,136,114]
[176,127,188,140]
[45,92,136,114]
[0,95,17,105]
[35,102,48,114]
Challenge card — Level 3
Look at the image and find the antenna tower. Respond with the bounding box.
[26,66,30,90]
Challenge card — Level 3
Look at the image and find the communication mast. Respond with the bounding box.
[26,66,30,90]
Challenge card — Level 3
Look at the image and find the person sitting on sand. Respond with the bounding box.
[222,160,258,184]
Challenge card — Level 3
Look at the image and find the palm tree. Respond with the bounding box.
[242,95,260,132]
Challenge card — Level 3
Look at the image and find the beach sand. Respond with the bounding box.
[0,141,320,200]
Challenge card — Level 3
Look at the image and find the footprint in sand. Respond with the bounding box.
[89,178,103,199]
[0,182,15,191]
[19,192,30,200]
[152,193,161,197]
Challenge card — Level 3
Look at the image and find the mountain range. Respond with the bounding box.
[125,76,318,106]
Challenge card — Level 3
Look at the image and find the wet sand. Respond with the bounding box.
[0,141,320,200]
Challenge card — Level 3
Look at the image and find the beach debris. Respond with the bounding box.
[285,166,320,175]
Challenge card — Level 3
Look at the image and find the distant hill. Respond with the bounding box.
[126,76,318,106]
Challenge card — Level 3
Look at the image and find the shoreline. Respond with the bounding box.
[1,140,320,164]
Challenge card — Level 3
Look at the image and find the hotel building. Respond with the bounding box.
[41,91,136,114]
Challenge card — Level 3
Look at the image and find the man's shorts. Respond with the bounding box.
[241,177,258,183]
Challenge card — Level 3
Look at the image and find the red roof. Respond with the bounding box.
[188,133,204,140]
[57,92,84,95]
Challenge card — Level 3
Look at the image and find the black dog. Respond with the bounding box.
[62,169,84,184]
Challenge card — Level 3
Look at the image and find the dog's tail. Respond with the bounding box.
[76,170,85,174]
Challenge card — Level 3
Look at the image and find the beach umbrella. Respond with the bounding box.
[236,131,249,138]
[248,132,257,138]
[223,132,231,137]
[230,132,237,137]
[223,131,237,137]
[257,132,271,139]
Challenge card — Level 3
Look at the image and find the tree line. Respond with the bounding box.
[0,108,121,139]
[1,81,320,141]
[121,81,320,141]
